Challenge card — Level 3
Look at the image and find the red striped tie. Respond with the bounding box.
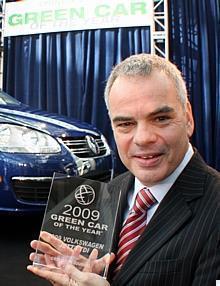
[114,187,157,272]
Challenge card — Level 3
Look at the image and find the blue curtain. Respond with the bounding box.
[168,0,219,170]
[3,0,220,172]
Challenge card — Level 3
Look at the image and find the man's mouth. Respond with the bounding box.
[135,153,162,159]
[133,153,164,166]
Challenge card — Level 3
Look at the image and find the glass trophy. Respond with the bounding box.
[33,173,121,278]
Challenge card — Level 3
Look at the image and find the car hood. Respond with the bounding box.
[0,105,100,137]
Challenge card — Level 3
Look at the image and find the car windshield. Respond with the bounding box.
[0,91,21,106]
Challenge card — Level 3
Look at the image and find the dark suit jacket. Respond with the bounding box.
[107,151,220,286]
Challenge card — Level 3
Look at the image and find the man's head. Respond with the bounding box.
[105,53,194,186]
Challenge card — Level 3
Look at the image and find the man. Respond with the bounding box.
[28,54,220,286]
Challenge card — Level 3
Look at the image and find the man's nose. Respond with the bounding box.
[133,124,158,146]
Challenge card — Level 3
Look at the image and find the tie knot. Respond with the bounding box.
[133,187,157,214]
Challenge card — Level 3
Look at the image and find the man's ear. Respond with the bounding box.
[186,101,194,137]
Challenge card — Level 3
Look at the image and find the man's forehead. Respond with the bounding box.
[111,105,176,123]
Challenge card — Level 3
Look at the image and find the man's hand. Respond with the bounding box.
[27,231,114,286]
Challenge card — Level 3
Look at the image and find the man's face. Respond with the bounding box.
[108,71,194,186]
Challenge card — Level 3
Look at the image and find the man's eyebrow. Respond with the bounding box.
[150,106,175,116]
[112,116,133,123]
[112,106,175,123]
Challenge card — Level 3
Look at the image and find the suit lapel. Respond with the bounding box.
[110,172,134,253]
[113,151,206,285]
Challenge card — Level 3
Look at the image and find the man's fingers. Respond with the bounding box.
[30,235,85,270]
[83,249,98,272]
[92,252,115,274]
[30,232,74,258]
[27,255,111,286]
[29,252,46,264]
[105,253,115,265]
[27,265,69,285]
[65,264,110,286]
[30,239,61,257]
[40,232,74,256]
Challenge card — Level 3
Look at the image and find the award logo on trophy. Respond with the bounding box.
[33,173,121,277]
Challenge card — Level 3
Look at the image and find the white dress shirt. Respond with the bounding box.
[125,144,194,224]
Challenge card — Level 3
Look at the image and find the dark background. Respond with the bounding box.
[0,214,50,285]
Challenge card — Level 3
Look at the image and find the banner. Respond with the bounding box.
[3,0,153,37]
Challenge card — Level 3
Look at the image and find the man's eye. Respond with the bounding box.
[116,122,134,129]
[118,122,133,127]
[155,116,170,122]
